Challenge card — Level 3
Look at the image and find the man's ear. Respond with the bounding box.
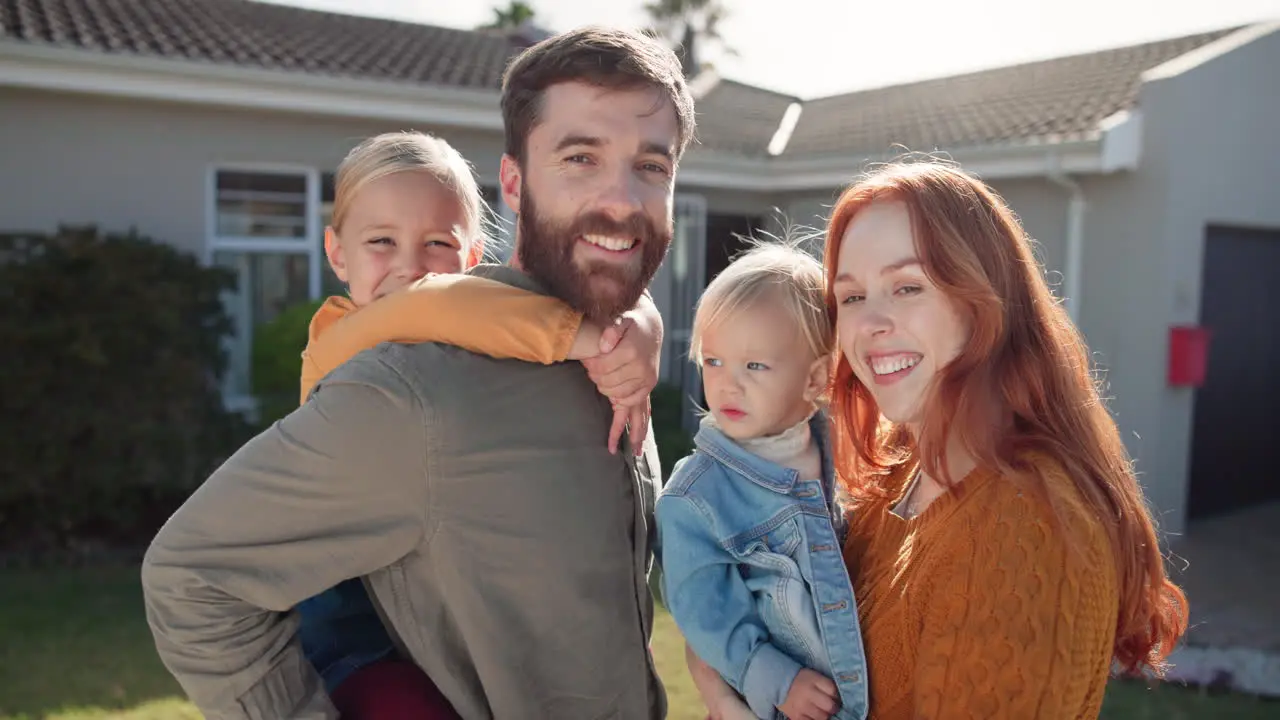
[499,154,522,216]
[323,226,349,282]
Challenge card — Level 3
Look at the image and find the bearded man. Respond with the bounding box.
[141,26,695,720]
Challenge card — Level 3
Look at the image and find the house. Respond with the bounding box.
[2,0,1278,552]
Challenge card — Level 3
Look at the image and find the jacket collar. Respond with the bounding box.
[693,410,833,494]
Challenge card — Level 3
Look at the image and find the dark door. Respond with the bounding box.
[705,213,764,284]
[1188,225,1280,520]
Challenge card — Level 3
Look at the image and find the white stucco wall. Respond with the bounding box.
[0,87,510,254]
[1099,26,1280,534]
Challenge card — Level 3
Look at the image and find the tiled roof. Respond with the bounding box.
[782,27,1242,158]
[0,0,516,90]
[692,79,797,156]
[0,2,1250,158]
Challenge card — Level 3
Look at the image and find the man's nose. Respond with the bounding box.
[594,168,644,223]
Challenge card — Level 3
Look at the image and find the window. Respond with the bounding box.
[214,251,312,398]
[215,171,309,238]
[208,165,327,404]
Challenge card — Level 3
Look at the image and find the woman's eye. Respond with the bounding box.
[368,236,393,246]
[896,285,923,296]
[840,293,864,305]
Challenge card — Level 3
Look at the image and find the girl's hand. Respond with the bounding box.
[581,296,663,455]
[583,317,656,405]
[568,316,653,455]
[582,297,663,405]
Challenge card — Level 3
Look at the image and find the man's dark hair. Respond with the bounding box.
[501,26,697,164]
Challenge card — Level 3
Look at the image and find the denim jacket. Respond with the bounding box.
[656,412,868,720]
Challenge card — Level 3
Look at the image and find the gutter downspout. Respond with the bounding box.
[1047,161,1086,321]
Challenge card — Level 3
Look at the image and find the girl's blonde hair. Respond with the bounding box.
[330,131,487,267]
[689,240,834,364]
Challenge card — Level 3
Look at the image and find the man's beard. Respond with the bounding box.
[516,184,671,322]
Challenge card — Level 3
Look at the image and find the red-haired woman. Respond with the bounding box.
[823,160,1188,718]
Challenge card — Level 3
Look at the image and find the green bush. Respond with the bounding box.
[251,298,325,427]
[0,226,251,550]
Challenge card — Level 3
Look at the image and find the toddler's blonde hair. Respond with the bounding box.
[689,239,834,364]
[330,131,487,267]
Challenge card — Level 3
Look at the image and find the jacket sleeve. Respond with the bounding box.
[656,493,802,718]
[141,357,431,719]
[301,273,581,400]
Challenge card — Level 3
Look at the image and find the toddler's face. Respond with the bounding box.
[699,300,827,442]
[325,171,470,306]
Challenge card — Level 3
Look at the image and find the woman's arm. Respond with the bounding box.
[686,643,756,720]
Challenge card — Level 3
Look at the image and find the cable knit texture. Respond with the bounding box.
[842,454,1119,719]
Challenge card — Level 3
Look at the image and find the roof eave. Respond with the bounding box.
[0,38,1148,192]
[680,124,1141,192]
[0,40,504,130]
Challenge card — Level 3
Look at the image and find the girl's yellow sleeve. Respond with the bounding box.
[299,273,582,403]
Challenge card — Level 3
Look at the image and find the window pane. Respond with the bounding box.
[319,171,336,229]
[215,170,308,238]
[214,250,312,398]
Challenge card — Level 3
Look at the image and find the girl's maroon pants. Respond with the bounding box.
[330,658,462,719]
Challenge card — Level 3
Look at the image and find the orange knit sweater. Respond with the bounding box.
[842,456,1119,719]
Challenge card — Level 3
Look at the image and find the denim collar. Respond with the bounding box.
[693,410,833,494]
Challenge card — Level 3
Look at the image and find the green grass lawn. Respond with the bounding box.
[0,564,1273,719]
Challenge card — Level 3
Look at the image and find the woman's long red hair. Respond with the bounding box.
[824,161,1187,676]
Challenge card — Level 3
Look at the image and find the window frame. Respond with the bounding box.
[205,162,328,409]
